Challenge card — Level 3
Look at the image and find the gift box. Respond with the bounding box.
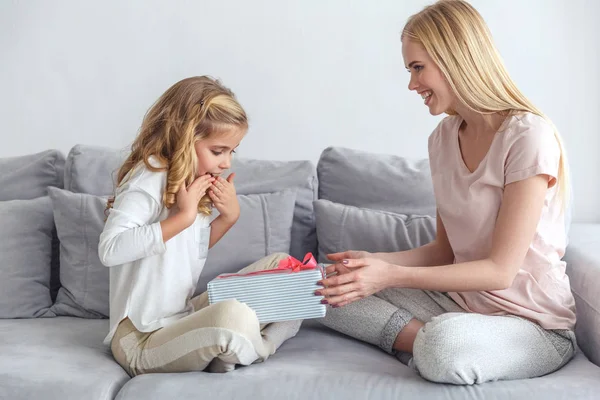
[207,254,326,323]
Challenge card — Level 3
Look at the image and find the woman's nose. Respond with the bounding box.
[408,73,419,91]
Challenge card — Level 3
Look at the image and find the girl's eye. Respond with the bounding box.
[211,150,223,156]
[414,65,424,72]
[232,150,237,154]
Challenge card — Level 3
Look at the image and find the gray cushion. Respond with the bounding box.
[564,223,600,367]
[114,320,600,400]
[47,187,296,315]
[0,149,65,201]
[196,190,297,294]
[317,146,435,216]
[0,317,129,400]
[0,150,65,302]
[64,144,317,259]
[314,199,436,263]
[0,197,55,318]
[48,187,110,318]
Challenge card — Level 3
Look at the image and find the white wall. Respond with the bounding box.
[1,0,598,222]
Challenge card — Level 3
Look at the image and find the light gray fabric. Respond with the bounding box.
[230,158,318,260]
[48,187,110,318]
[195,190,297,294]
[325,286,577,384]
[0,197,55,318]
[114,320,600,400]
[0,318,130,400]
[0,149,65,302]
[64,144,125,195]
[564,223,600,367]
[314,199,436,263]
[0,149,65,201]
[413,312,575,385]
[317,146,435,216]
[64,144,318,259]
[45,186,295,314]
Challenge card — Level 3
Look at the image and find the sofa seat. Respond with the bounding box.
[115,320,600,400]
[0,317,130,400]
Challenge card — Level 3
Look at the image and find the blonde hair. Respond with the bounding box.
[402,0,569,207]
[107,76,248,216]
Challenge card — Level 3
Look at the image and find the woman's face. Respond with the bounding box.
[402,39,455,116]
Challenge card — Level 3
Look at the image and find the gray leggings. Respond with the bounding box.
[319,287,576,385]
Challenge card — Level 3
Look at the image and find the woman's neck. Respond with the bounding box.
[454,103,506,138]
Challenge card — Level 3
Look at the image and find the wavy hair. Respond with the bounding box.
[107,76,248,216]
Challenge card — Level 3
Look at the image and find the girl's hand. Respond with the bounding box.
[209,173,240,223]
[177,174,215,223]
[317,258,394,307]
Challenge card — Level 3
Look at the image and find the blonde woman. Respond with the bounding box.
[99,76,300,376]
[317,0,576,385]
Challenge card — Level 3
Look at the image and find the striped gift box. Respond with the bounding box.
[207,256,327,323]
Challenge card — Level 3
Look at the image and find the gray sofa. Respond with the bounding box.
[1,145,599,400]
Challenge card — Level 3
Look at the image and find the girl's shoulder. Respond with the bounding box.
[118,156,167,201]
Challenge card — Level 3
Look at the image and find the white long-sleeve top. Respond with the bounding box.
[99,157,211,346]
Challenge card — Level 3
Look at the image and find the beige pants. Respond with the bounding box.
[111,253,302,376]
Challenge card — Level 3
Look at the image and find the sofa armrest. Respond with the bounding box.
[564,223,600,367]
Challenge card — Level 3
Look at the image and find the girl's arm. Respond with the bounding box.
[208,214,237,248]
[98,186,167,267]
[390,174,549,291]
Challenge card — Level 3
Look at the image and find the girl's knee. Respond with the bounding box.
[209,299,259,331]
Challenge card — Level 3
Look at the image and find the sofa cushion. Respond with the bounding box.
[0,197,55,318]
[64,144,317,259]
[47,186,296,316]
[0,317,129,400]
[48,187,110,318]
[114,320,600,400]
[0,149,65,201]
[195,189,296,293]
[314,199,436,263]
[317,146,435,216]
[564,223,600,367]
[0,149,65,302]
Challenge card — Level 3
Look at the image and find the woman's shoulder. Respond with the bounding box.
[428,115,461,149]
[504,112,555,138]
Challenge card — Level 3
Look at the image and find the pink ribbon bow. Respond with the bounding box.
[217,253,318,278]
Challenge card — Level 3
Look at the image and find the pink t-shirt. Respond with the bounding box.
[428,112,576,330]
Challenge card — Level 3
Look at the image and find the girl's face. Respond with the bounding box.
[402,39,455,116]
[194,127,245,178]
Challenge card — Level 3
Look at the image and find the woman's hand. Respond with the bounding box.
[209,173,240,224]
[327,250,371,262]
[317,257,395,307]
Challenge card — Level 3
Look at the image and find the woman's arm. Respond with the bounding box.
[395,174,549,291]
[373,211,455,267]
[319,174,550,305]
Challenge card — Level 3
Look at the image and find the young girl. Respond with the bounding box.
[99,76,300,376]
[317,0,577,385]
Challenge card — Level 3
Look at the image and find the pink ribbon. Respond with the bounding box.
[217,253,318,278]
